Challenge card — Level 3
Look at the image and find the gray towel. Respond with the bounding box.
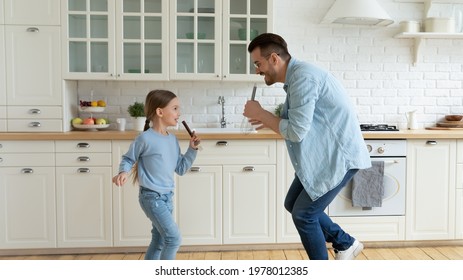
[351,161,384,208]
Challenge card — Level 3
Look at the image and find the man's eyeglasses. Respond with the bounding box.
[253,53,279,69]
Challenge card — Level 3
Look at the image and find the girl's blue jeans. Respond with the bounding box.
[138,187,181,260]
[284,169,358,260]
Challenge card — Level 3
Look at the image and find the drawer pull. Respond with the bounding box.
[426,140,437,145]
[28,109,42,114]
[78,156,90,162]
[77,168,90,173]
[0,157,3,163]
[243,166,255,172]
[29,122,41,127]
[21,168,34,174]
[216,141,228,146]
[26,27,39,33]
[77,143,90,148]
[190,167,201,172]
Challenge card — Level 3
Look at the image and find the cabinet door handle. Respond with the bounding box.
[21,168,34,174]
[77,168,90,173]
[29,122,41,127]
[29,108,41,114]
[216,141,228,146]
[243,166,255,172]
[190,167,201,172]
[26,27,39,33]
[78,156,90,162]
[426,140,437,145]
[77,143,90,148]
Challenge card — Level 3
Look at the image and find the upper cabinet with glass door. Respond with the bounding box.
[223,0,272,81]
[170,0,273,81]
[170,0,221,80]
[62,0,168,80]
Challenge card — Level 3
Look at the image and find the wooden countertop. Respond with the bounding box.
[1,128,463,140]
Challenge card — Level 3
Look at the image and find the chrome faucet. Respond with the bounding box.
[218,96,226,128]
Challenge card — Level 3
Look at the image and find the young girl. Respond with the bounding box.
[112,89,200,260]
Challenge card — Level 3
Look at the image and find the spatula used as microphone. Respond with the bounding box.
[182,120,203,151]
[240,84,257,133]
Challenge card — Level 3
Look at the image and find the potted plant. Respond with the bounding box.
[274,103,284,117]
[127,101,146,131]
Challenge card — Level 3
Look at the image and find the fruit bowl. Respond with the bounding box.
[73,124,110,131]
[79,106,105,113]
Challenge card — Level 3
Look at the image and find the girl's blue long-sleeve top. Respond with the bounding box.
[118,129,197,193]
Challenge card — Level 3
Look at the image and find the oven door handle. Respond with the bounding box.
[382,160,399,164]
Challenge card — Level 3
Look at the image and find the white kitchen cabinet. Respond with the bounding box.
[0,1,4,24]
[62,0,169,80]
[5,25,62,106]
[0,25,5,131]
[0,141,56,249]
[170,0,272,81]
[0,25,5,106]
[4,0,60,25]
[178,139,276,245]
[406,139,456,240]
[456,140,463,239]
[276,141,299,243]
[56,140,112,248]
[223,164,276,244]
[176,164,222,245]
[111,140,151,247]
[6,106,63,132]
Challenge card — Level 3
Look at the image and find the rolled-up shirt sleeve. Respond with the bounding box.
[279,74,319,143]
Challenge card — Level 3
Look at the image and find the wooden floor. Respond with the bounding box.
[2,246,463,260]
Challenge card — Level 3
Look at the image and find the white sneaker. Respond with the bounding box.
[334,239,364,260]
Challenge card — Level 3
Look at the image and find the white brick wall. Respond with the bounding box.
[76,0,463,130]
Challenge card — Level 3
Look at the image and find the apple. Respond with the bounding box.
[82,117,95,125]
[95,118,106,125]
[72,117,83,125]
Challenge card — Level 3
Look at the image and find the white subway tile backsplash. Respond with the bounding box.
[71,0,462,130]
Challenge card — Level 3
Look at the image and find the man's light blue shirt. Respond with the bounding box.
[279,58,371,201]
[118,129,197,194]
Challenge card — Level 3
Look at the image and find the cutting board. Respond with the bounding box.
[426,126,463,130]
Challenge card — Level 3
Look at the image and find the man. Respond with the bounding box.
[243,33,371,260]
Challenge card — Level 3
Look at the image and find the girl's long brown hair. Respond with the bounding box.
[131,90,177,185]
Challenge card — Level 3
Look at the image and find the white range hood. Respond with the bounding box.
[321,0,394,26]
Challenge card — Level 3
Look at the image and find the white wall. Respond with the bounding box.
[76,0,463,130]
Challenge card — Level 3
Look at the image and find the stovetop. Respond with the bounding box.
[360,124,399,131]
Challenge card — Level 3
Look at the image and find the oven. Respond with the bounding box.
[328,139,407,217]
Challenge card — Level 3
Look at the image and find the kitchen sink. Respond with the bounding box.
[192,127,257,134]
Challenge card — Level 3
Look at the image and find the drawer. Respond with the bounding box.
[458,140,463,164]
[7,106,62,118]
[7,119,63,132]
[181,140,276,165]
[0,140,55,152]
[56,153,112,166]
[0,153,55,167]
[55,140,112,153]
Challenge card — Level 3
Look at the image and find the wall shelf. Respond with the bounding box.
[395,0,463,16]
[394,32,463,64]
